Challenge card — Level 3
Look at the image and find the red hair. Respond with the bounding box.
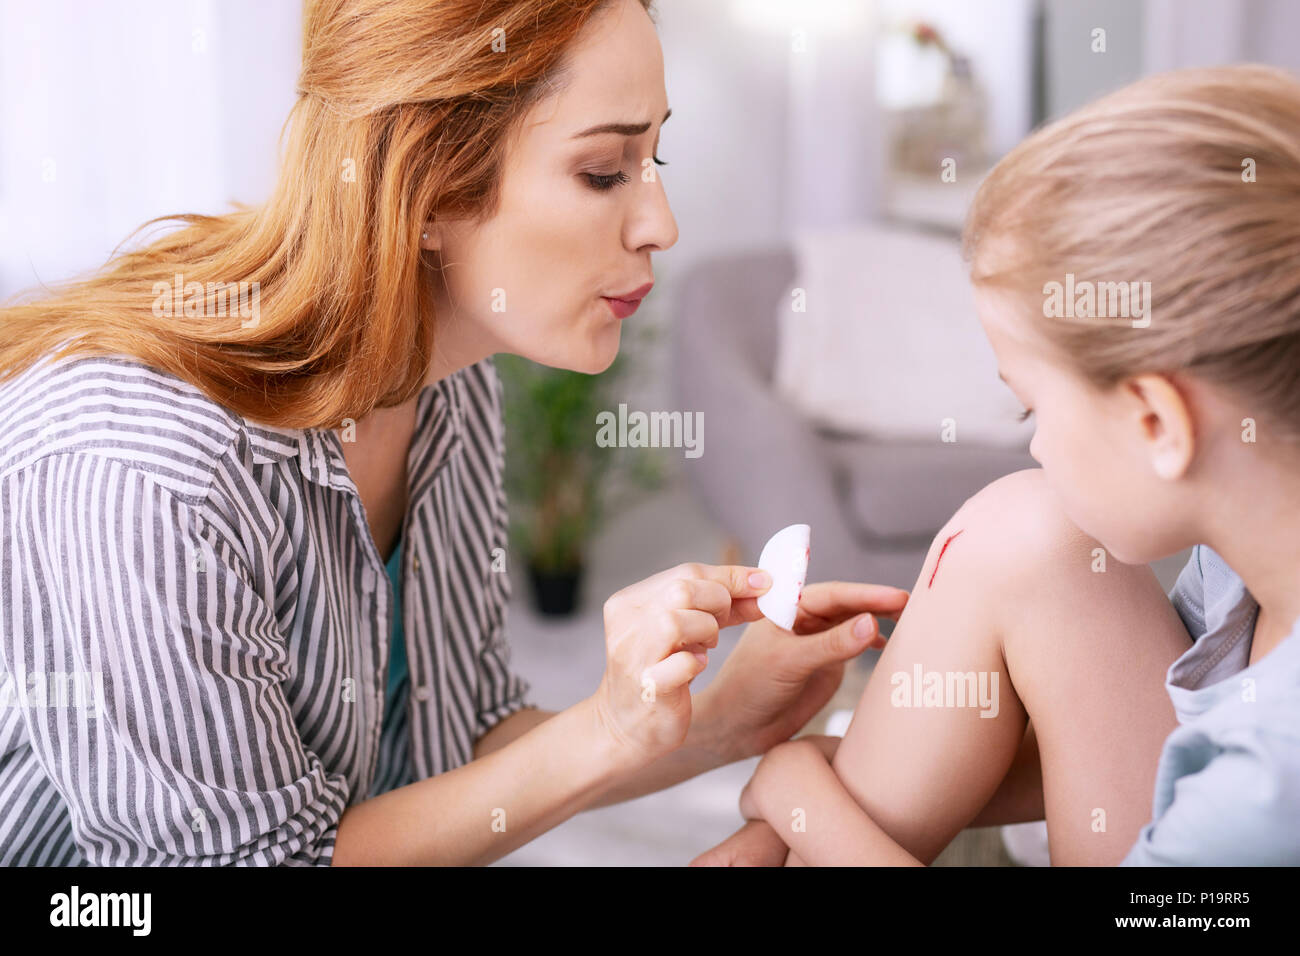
[0,0,655,428]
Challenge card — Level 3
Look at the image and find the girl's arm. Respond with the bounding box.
[967,723,1045,826]
[740,739,922,866]
[695,724,1042,866]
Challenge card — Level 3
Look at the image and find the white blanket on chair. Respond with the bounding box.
[772,223,1034,448]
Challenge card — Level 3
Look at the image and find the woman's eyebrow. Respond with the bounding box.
[572,107,671,139]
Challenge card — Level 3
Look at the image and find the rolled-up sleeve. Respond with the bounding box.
[474,532,535,737]
[473,361,536,738]
[2,452,350,865]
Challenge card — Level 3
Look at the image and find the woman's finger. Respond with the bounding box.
[799,612,885,667]
[632,606,719,668]
[681,562,773,601]
[641,649,707,696]
[660,608,721,652]
[793,580,909,631]
[663,576,733,628]
[715,595,766,630]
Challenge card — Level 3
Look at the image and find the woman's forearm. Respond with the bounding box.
[332,695,639,865]
[586,736,727,808]
[473,706,557,759]
[473,702,730,808]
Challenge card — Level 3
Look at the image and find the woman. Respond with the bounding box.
[697,65,1300,867]
[0,0,906,865]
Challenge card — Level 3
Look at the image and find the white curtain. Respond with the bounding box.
[1144,0,1300,73]
[0,0,300,299]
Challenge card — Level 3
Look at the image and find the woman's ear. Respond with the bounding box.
[1126,373,1195,480]
[419,220,443,252]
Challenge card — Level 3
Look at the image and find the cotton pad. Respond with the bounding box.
[756,523,810,631]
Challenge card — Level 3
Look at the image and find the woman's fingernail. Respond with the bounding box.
[693,651,708,665]
[854,615,875,640]
[748,571,771,589]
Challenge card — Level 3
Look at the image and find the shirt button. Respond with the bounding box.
[413,555,421,573]
[413,685,433,701]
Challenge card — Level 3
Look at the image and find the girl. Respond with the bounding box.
[698,64,1300,866]
[0,0,904,865]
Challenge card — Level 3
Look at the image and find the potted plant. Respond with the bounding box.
[496,318,665,616]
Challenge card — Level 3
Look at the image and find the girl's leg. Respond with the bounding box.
[799,469,1190,865]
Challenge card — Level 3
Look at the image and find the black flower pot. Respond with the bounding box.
[526,562,585,616]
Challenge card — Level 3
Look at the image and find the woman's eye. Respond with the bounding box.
[584,170,631,191]
[1017,407,1035,423]
[652,155,668,166]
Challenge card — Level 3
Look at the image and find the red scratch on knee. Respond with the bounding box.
[927,529,964,588]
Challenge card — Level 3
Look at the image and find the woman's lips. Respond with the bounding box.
[602,295,643,319]
[601,281,653,319]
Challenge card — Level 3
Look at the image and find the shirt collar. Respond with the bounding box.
[1164,545,1300,717]
[243,370,466,491]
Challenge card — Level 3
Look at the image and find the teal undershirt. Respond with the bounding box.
[383,533,408,716]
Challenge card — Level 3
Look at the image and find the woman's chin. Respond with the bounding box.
[582,324,622,374]
[522,312,621,374]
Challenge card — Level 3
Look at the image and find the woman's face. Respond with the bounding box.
[973,283,1199,566]
[424,0,676,375]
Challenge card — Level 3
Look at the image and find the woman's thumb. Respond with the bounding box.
[818,613,882,661]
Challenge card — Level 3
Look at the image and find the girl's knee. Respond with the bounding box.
[922,468,1090,598]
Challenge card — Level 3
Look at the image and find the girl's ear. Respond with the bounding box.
[1127,374,1195,480]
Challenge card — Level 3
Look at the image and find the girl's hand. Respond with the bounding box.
[591,562,771,764]
[688,820,790,867]
[738,736,838,822]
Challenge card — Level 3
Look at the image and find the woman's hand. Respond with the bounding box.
[695,581,909,762]
[688,820,790,867]
[590,562,772,765]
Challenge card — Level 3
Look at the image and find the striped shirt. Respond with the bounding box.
[0,350,535,865]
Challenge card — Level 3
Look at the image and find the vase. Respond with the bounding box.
[526,562,585,616]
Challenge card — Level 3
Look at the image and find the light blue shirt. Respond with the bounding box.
[1121,545,1300,865]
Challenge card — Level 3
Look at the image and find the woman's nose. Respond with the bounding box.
[629,169,678,253]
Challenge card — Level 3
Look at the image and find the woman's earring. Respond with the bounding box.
[421,232,428,240]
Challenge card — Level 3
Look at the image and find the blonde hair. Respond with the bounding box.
[964,64,1300,442]
[0,0,653,428]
